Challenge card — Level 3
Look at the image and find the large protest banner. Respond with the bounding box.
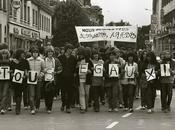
[75,26,137,43]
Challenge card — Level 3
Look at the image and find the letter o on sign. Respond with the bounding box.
[12,0,21,9]
[15,72,22,82]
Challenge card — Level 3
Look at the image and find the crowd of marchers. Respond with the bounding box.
[0,43,174,115]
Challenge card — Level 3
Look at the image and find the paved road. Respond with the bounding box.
[1,90,175,130]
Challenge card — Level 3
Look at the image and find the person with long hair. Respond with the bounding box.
[11,49,30,115]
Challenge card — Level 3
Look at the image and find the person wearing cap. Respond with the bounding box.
[104,48,122,112]
[43,46,62,114]
[59,44,77,113]
[27,46,45,115]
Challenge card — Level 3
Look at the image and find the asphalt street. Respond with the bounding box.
[0,90,175,130]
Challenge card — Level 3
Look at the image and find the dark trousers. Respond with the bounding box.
[122,84,135,108]
[44,82,54,111]
[92,86,101,109]
[141,87,147,107]
[146,83,156,109]
[161,83,173,110]
[23,84,29,107]
[13,84,23,112]
[61,77,74,109]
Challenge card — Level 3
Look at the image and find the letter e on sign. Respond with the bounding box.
[109,64,119,77]
[79,63,88,74]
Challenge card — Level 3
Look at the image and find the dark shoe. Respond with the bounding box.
[101,101,105,105]
[66,108,71,113]
[94,108,100,112]
[129,108,134,113]
[60,106,65,111]
[167,107,171,112]
[80,109,85,114]
[16,111,20,115]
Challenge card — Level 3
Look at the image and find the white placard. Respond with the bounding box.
[12,69,24,83]
[79,63,88,74]
[45,68,54,81]
[75,26,138,43]
[94,64,103,77]
[160,64,171,77]
[109,64,119,77]
[0,66,10,80]
[27,71,38,85]
[125,66,135,79]
[145,68,156,81]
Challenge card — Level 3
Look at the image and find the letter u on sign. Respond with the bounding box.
[12,69,24,84]
[109,64,119,77]
[27,71,38,85]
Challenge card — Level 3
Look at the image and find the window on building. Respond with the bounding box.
[3,0,6,11]
[39,13,41,29]
[36,10,38,26]
[0,24,2,43]
[0,0,2,10]
[49,18,50,33]
[20,0,23,21]
[33,9,35,25]
[4,25,6,35]
[14,9,17,18]
[28,6,30,23]
[24,3,27,21]
[42,15,44,30]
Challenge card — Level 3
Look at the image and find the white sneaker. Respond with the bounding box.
[47,110,51,114]
[30,110,35,115]
[147,109,152,113]
[113,108,119,112]
[108,108,112,112]
[1,109,6,114]
[24,106,28,110]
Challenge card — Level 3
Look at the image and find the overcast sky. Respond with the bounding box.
[91,0,153,26]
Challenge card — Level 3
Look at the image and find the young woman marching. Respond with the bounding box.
[44,47,62,114]
[144,52,159,113]
[91,50,104,112]
[77,47,93,113]
[121,53,138,112]
[104,48,121,112]
[160,51,175,113]
[11,49,30,115]
[0,44,12,114]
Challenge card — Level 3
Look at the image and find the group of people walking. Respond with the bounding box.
[0,43,174,115]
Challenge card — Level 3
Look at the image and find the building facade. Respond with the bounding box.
[0,0,7,44]
[8,0,53,50]
[153,0,175,56]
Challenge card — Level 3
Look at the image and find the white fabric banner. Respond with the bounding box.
[12,69,24,84]
[160,64,171,77]
[93,64,103,77]
[75,26,137,43]
[0,66,10,80]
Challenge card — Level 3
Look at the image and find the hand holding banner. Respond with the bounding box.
[12,69,24,84]
[0,66,10,80]
[45,68,54,81]
[145,68,156,81]
[160,64,171,77]
[94,64,103,77]
[109,64,119,77]
[27,71,38,85]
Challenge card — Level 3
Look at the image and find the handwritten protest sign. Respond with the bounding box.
[12,69,24,83]
[125,66,135,79]
[27,71,38,85]
[79,63,88,74]
[160,64,171,77]
[109,64,119,77]
[45,68,54,81]
[75,26,138,43]
[145,68,156,81]
[94,64,103,77]
[0,66,10,80]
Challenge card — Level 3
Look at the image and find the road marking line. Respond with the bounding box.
[135,106,141,110]
[106,122,119,129]
[122,113,132,118]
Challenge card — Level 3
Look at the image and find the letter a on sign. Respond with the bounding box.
[160,64,170,77]
[12,69,24,84]
[27,71,38,85]
[109,64,119,77]
[94,64,103,77]
[0,66,10,80]
[145,68,156,81]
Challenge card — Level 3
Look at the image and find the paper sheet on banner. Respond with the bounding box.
[160,64,171,77]
[109,64,119,77]
[79,63,88,74]
[27,71,38,85]
[93,64,103,77]
[125,66,135,79]
[145,68,156,81]
[0,66,10,80]
[45,68,54,81]
[12,69,24,83]
[75,26,138,43]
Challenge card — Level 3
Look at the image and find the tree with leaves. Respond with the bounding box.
[52,1,91,47]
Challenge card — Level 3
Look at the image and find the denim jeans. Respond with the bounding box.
[79,82,90,110]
